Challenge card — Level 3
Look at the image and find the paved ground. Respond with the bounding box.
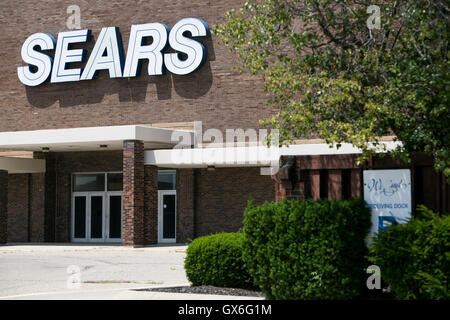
[0,244,262,300]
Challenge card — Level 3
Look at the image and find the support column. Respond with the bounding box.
[350,169,361,198]
[0,170,8,244]
[144,165,158,245]
[122,140,144,246]
[272,156,297,201]
[328,169,342,200]
[309,169,321,200]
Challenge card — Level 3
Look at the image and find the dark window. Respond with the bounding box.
[90,196,103,238]
[158,171,176,190]
[74,196,86,238]
[320,169,328,199]
[73,174,105,192]
[109,196,122,239]
[107,173,123,191]
[341,169,352,199]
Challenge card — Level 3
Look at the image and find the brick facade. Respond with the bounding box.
[194,167,274,237]
[122,140,145,246]
[144,165,158,245]
[29,173,46,242]
[0,0,274,135]
[177,169,195,242]
[0,170,7,244]
[7,174,29,242]
[273,154,450,216]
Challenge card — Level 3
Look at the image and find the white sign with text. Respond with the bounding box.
[363,169,412,238]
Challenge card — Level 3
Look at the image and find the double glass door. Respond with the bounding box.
[72,192,122,242]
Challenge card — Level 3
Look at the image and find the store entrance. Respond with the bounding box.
[71,173,122,243]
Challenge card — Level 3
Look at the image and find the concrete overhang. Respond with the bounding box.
[145,140,402,168]
[0,156,45,173]
[0,125,193,152]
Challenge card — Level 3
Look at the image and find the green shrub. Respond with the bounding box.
[369,205,450,300]
[184,232,253,288]
[242,198,372,299]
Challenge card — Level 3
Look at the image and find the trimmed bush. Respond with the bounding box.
[243,198,371,299]
[369,205,450,300]
[184,232,253,288]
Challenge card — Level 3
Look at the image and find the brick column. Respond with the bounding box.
[350,169,361,198]
[0,170,8,244]
[144,165,158,245]
[177,169,194,242]
[309,169,321,200]
[122,140,144,246]
[272,156,299,201]
[328,169,342,200]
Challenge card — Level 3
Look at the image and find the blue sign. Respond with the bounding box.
[363,169,412,238]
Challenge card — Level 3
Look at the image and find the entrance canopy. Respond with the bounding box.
[0,125,193,173]
[0,125,193,152]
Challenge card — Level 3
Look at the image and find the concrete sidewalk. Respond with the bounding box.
[0,285,263,300]
[0,244,264,300]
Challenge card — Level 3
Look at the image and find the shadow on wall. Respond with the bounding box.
[25,35,215,108]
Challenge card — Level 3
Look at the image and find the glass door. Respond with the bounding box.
[158,190,177,243]
[72,173,123,243]
[89,193,105,241]
[106,192,122,242]
[72,193,105,242]
[73,194,87,240]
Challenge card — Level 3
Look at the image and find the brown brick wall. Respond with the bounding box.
[29,173,45,242]
[194,167,274,237]
[144,165,158,245]
[0,170,7,243]
[7,174,29,242]
[0,0,273,134]
[122,141,144,246]
[2,173,45,243]
[177,169,195,242]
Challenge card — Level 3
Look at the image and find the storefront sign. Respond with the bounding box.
[363,169,412,238]
[17,18,209,86]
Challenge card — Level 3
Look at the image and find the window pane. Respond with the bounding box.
[109,196,122,239]
[74,196,86,238]
[158,172,176,190]
[90,196,103,238]
[73,174,105,192]
[107,173,123,191]
[163,194,176,239]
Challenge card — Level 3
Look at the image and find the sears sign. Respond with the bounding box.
[17,18,209,86]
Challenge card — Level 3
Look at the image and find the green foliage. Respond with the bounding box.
[369,205,450,300]
[242,198,371,299]
[184,232,253,288]
[214,0,450,176]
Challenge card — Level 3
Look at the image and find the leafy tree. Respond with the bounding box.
[214,0,450,176]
